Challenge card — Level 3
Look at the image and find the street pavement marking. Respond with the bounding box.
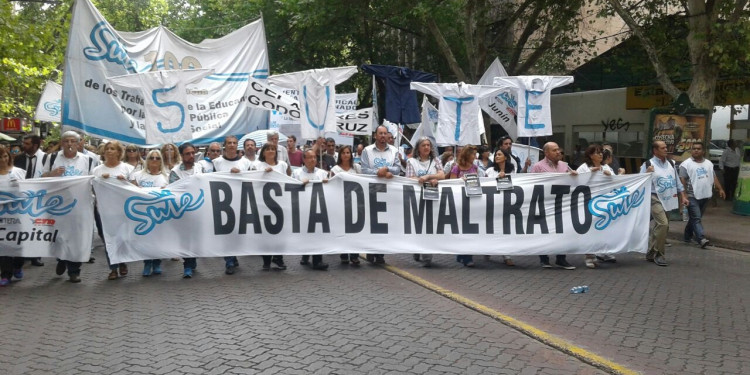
[380,262,640,375]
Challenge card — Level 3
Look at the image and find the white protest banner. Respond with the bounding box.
[0,176,94,262]
[511,143,542,166]
[62,0,270,145]
[335,108,372,135]
[93,172,651,263]
[34,81,62,123]
[478,58,517,139]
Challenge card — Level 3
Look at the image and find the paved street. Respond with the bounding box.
[1,237,749,374]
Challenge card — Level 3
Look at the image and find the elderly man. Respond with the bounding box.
[679,142,724,248]
[529,142,578,270]
[640,141,689,266]
[41,131,97,283]
[14,135,47,266]
[197,142,222,173]
[325,137,338,161]
[360,125,401,264]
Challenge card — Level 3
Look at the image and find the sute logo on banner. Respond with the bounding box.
[588,186,646,230]
[0,190,77,217]
[83,22,139,72]
[124,190,204,235]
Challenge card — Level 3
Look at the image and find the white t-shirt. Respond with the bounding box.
[0,167,26,182]
[213,155,254,172]
[410,82,504,145]
[330,164,361,175]
[251,160,289,175]
[44,152,94,176]
[268,66,358,140]
[485,167,515,179]
[640,157,683,211]
[131,170,169,188]
[360,144,400,175]
[679,158,715,200]
[169,163,204,182]
[93,163,135,180]
[492,76,574,137]
[292,167,329,181]
[576,163,614,175]
[405,157,441,178]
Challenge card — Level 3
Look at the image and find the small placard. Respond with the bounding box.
[464,173,482,197]
[422,183,439,200]
[496,175,513,191]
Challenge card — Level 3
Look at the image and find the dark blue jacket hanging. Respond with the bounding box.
[362,64,437,125]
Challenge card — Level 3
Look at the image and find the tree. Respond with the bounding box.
[603,0,750,110]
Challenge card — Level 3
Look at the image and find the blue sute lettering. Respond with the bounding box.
[417,170,428,177]
[588,186,646,230]
[152,85,185,133]
[696,167,708,178]
[499,92,517,108]
[373,157,389,168]
[44,99,61,117]
[124,190,204,235]
[443,96,475,142]
[64,166,84,176]
[0,190,77,217]
[83,22,138,73]
[524,90,544,130]
[655,175,676,194]
[139,181,155,188]
[303,85,330,131]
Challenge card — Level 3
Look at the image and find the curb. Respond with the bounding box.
[379,262,641,375]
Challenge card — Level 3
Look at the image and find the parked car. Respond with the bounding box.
[708,140,727,166]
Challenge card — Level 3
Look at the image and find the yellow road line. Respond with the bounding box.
[381,262,640,375]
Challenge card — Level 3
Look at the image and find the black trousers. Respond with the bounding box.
[725,166,739,200]
[0,257,24,279]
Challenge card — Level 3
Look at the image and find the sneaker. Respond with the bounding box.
[152,264,162,275]
[108,270,118,280]
[585,258,597,269]
[654,256,668,267]
[0,278,10,286]
[69,275,81,283]
[312,262,329,270]
[700,238,710,248]
[225,265,236,275]
[118,264,128,276]
[88,257,95,264]
[55,261,66,276]
[183,268,193,278]
[272,259,287,270]
[13,269,23,280]
[555,259,576,270]
[596,254,617,263]
[541,260,553,268]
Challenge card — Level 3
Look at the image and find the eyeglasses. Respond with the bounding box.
[148,156,162,161]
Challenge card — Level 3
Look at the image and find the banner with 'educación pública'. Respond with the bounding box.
[0,176,94,262]
[92,172,652,264]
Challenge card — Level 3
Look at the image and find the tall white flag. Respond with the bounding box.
[34,81,62,123]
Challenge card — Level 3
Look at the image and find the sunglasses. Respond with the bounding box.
[148,156,162,161]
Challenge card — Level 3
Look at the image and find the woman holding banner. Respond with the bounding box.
[92,141,134,280]
[406,137,444,267]
[160,143,180,171]
[449,145,484,267]
[123,144,144,173]
[331,145,362,265]
[0,145,26,286]
[483,149,516,267]
[251,143,290,271]
[130,150,170,276]
[576,144,615,268]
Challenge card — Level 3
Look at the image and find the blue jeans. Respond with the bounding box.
[224,256,238,268]
[183,258,197,270]
[684,197,708,243]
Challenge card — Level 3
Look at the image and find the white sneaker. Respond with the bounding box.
[585,258,597,269]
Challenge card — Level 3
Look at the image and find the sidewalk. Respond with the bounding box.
[668,197,750,251]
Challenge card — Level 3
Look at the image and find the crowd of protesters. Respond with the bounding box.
[0,129,729,285]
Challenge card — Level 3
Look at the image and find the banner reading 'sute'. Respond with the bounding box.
[0,176,94,262]
[93,172,651,263]
[62,0,270,145]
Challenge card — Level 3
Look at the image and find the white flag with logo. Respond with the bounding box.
[34,81,63,123]
[108,69,213,144]
[478,58,517,139]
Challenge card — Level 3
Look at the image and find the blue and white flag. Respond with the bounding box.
[62,0,270,145]
[34,81,62,123]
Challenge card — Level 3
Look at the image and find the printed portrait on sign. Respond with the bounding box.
[651,114,706,162]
